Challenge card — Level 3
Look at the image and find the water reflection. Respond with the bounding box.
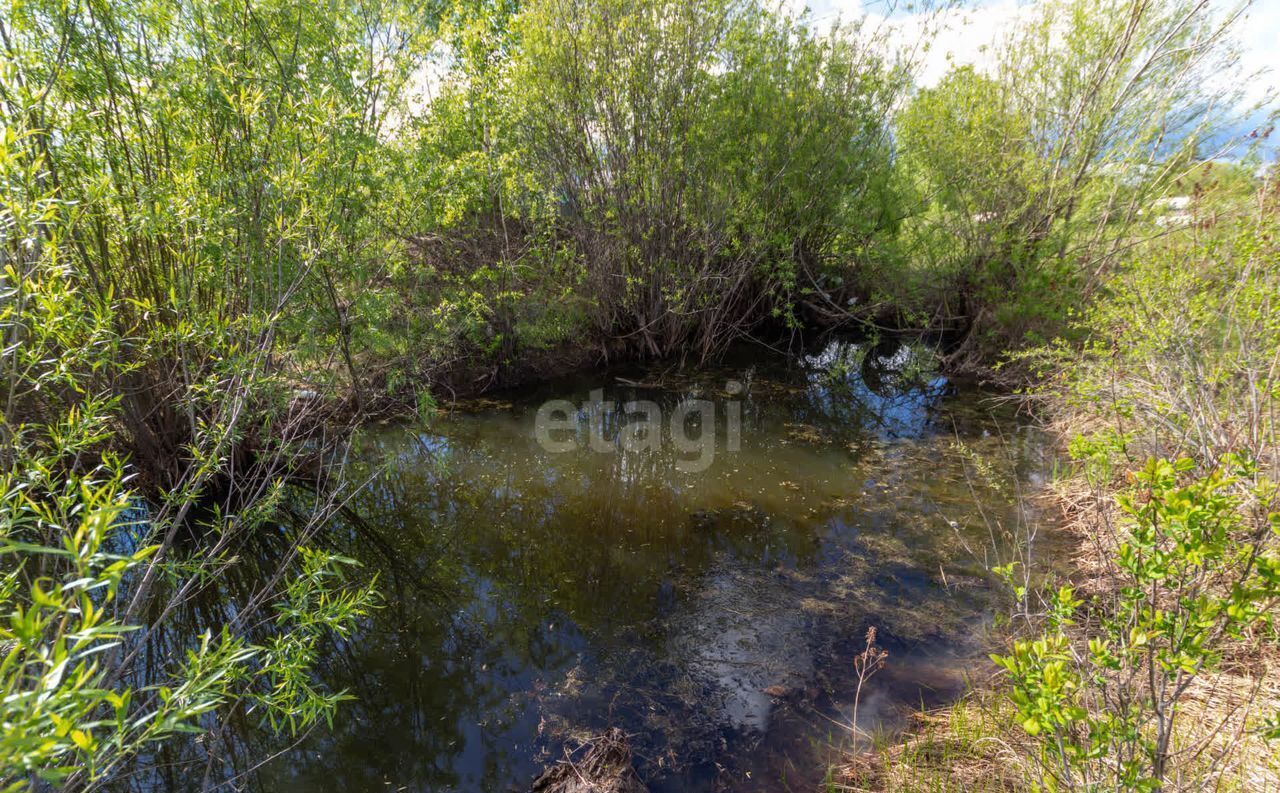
[142,337,1052,792]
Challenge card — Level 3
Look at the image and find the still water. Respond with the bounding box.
[244,338,1051,792]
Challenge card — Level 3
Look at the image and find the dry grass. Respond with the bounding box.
[833,444,1280,792]
[531,728,647,793]
[831,690,1033,792]
[1168,662,1280,791]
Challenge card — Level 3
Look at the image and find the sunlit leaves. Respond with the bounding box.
[994,457,1280,790]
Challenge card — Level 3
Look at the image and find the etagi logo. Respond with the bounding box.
[533,382,744,473]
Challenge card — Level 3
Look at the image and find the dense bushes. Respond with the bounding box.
[5,0,1246,401]
[0,158,381,788]
[394,0,908,369]
[2,0,1274,787]
[396,0,1247,375]
[972,156,1280,792]
[0,0,434,467]
[1031,204,1279,464]
[1,1,403,786]
[890,0,1250,365]
[843,173,1278,793]
[506,0,905,359]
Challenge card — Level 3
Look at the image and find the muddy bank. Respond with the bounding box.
[353,322,973,419]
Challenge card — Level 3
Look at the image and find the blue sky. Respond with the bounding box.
[789,0,1277,101]
[785,0,1278,157]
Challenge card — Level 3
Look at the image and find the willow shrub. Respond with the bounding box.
[892,0,1253,367]
[1,0,429,442]
[995,454,1280,791]
[400,0,907,367]
[1,2,402,786]
[1025,205,1280,466]
[0,188,380,788]
[992,173,1280,792]
[518,0,909,360]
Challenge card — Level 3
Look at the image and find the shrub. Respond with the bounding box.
[995,454,1280,790]
[891,0,1253,367]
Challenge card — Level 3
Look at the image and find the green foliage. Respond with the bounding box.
[395,0,908,363]
[994,455,1280,790]
[1025,207,1280,465]
[899,66,1036,220]
[0,257,379,788]
[0,472,378,788]
[257,549,380,733]
[889,0,1251,365]
[1,5,388,785]
[993,143,1280,793]
[2,0,431,421]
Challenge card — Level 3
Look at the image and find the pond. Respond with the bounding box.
[228,337,1053,792]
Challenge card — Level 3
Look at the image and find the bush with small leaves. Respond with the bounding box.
[994,454,1280,790]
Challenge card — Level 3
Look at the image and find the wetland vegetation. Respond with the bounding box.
[1,0,1277,790]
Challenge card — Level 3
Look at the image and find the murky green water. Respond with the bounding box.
[229,338,1051,792]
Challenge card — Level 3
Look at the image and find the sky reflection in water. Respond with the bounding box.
[235,338,1054,793]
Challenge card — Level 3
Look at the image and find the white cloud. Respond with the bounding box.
[1235,0,1280,106]
[785,0,1030,86]
[788,0,1278,100]
[875,1,1027,87]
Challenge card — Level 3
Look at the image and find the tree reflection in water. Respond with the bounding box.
[127,337,1055,793]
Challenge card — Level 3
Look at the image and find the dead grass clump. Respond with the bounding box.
[1165,660,1280,790]
[531,728,647,793]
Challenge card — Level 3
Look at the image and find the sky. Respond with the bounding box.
[788,0,1278,105]
[783,0,1278,158]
